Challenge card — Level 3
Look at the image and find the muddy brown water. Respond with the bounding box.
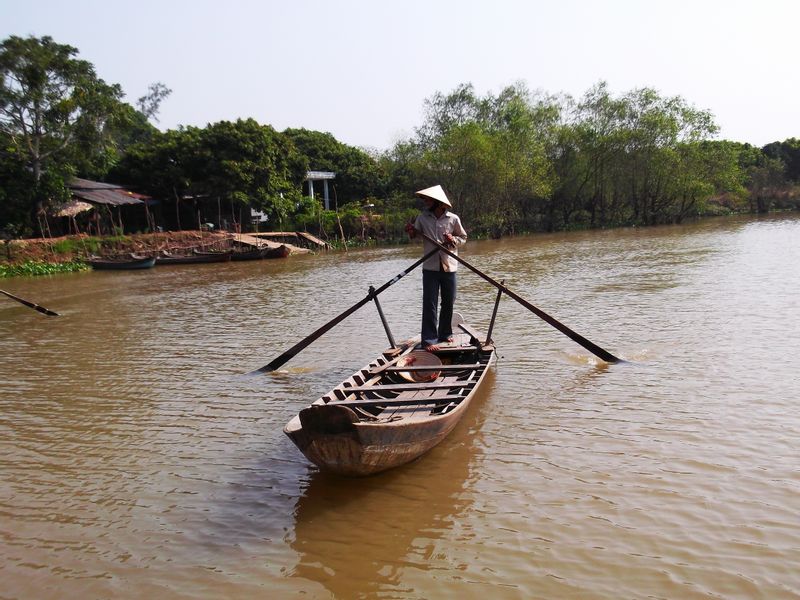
[2,214,799,599]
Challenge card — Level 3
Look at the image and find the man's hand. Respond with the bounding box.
[443,232,455,247]
[405,222,416,238]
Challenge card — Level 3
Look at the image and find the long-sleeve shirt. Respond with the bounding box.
[414,209,467,272]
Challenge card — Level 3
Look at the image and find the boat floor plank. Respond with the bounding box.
[384,376,464,422]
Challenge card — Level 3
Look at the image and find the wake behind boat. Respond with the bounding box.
[284,321,495,476]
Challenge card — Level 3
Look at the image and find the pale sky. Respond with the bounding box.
[2,0,798,151]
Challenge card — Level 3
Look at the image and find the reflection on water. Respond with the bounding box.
[289,376,491,598]
[2,213,800,598]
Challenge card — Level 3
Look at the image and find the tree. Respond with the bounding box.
[283,128,384,203]
[405,83,556,235]
[110,126,203,229]
[0,35,124,230]
[137,82,172,123]
[198,119,307,224]
[112,119,308,230]
[416,83,482,147]
[747,156,785,213]
[0,133,37,237]
[762,138,800,182]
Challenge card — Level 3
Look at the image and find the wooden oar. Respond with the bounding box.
[0,289,60,317]
[251,248,439,374]
[418,232,622,363]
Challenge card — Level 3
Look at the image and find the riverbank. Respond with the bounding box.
[0,229,369,277]
[1,231,231,266]
[3,210,797,278]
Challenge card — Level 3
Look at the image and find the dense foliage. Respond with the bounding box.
[110,119,308,230]
[385,82,798,235]
[1,35,798,243]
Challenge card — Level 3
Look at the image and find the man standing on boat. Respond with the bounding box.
[405,185,468,352]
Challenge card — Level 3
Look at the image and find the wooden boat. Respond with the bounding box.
[88,255,156,270]
[155,249,233,265]
[284,322,495,476]
[230,244,290,260]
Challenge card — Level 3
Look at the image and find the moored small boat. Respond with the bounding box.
[231,244,290,260]
[155,249,233,265]
[284,322,495,476]
[88,255,156,270]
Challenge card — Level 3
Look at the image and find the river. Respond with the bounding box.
[1,213,798,599]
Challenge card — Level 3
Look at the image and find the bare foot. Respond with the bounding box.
[424,343,440,352]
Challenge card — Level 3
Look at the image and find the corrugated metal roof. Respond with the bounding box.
[68,178,151,206]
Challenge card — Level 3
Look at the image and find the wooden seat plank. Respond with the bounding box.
[458,322,483,344]
[382,363,482,373]
[340,381,474,393]
[326,393,466,409]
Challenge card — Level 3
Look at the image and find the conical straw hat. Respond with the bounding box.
[415,184,452,208]
[397,350,442,382]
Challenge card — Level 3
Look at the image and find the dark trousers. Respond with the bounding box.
[422,269,457,345]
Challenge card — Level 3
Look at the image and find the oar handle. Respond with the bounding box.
[417,232,622,363]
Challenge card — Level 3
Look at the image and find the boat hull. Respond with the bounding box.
[231,245,290,260]
[286,406,467,476]
[88,256,156,270]
[284,330,494,476]
[155,251,232,265]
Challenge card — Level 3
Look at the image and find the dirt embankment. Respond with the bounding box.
[1,231,232,265]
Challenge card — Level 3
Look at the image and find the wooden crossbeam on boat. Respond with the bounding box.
[428,345,479,353]
[339,381,475,394]
[381,364,482,373]
[325,394,467,409]
[457,322,483,344]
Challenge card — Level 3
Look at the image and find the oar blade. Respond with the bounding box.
[249,355,291,374]
[1,289,60,317]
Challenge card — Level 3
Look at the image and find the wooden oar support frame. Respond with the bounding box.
[369,285,396,349]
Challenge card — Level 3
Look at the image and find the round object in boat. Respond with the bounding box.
[397,351,442,382]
